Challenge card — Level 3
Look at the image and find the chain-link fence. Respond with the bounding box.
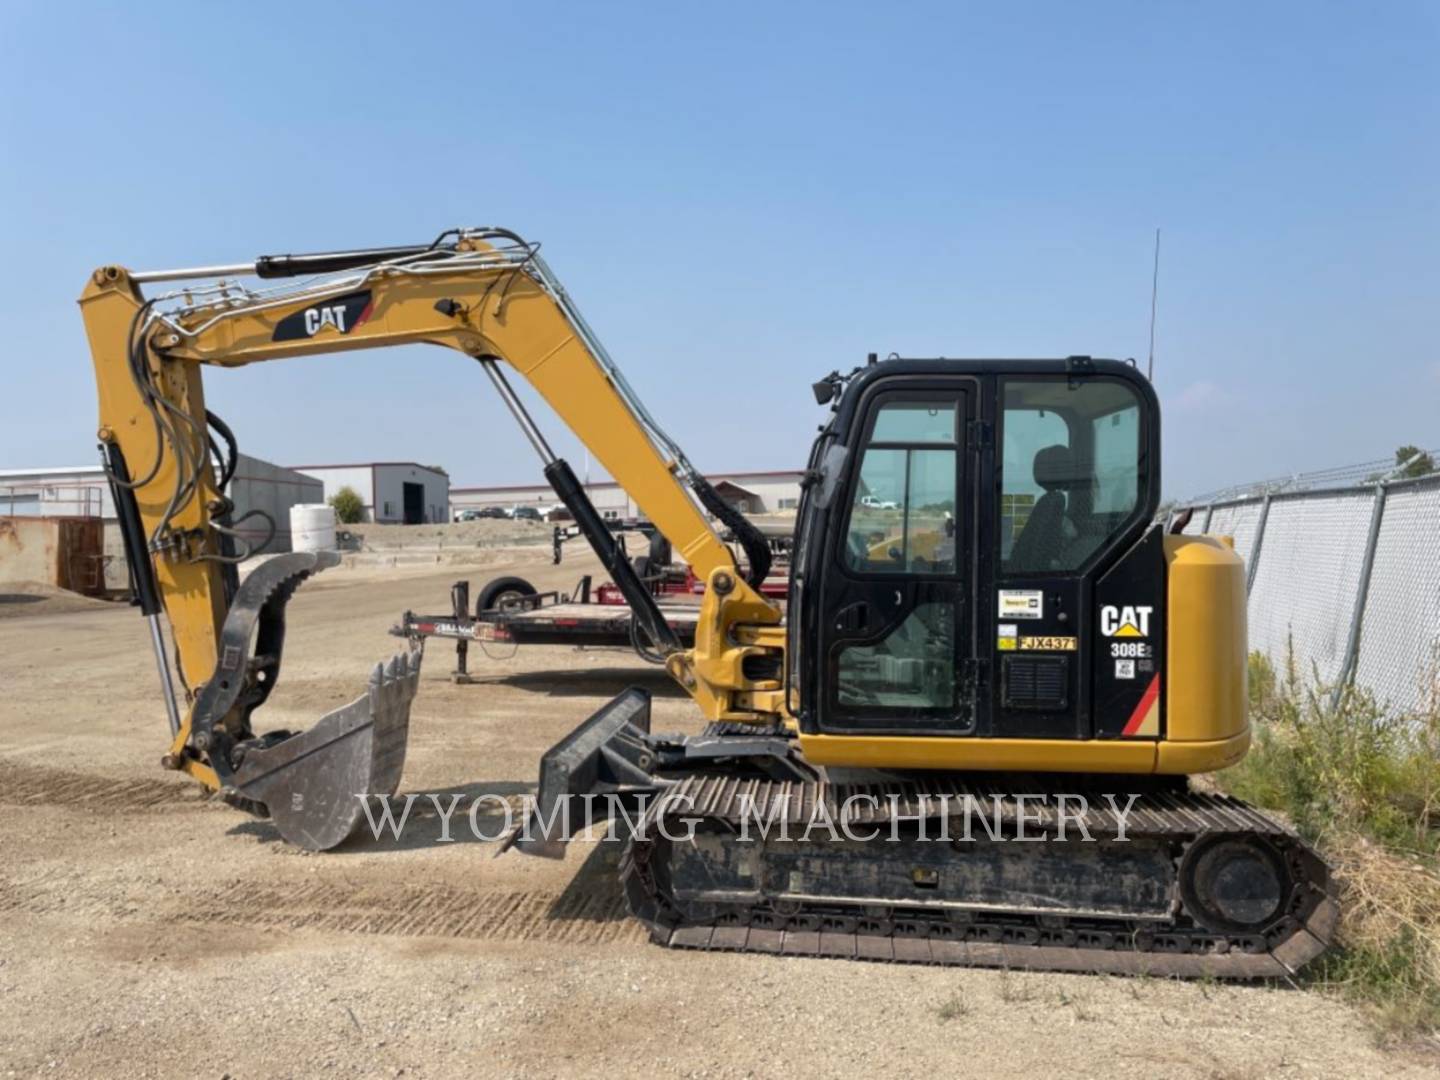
[1174,470,1440,717]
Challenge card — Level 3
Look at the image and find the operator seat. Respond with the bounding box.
[1008,444,1077,572]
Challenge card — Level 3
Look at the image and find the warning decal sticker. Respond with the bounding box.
[999,590,1044,620]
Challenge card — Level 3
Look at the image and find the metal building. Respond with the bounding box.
[293,462,450,524]
[0,455,323,591]
[448,469,804,521]
[0,465,111,518]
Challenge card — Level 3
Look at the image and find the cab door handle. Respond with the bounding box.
[835,602,870,632]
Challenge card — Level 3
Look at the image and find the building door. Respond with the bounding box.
[402,482,424,524]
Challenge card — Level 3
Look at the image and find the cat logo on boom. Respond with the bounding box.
[271,290,373,342]
[1101,604,1153,638]
[304,305,350,335]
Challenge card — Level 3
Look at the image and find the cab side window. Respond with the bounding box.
[843,401,958,575]
[1000,379,1142,574]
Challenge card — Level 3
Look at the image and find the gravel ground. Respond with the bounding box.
[1,546,1435,1078]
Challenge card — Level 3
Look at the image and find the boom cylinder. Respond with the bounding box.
[477,357,680,655]
[543,458,681,655]
[102,442,181,736]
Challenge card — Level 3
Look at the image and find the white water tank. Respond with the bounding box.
[290,503,337,553]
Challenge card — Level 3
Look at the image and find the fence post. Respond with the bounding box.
[1245,494,1272,596]
[1201,503,1214,532]
[1330,483,1387,709]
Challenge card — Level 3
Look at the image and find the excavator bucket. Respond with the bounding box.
[225,650,422,850]
[189,550,424,851]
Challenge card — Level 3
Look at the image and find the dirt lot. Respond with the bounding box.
[0,545,1433,1079]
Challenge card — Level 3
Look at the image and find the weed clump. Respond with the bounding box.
[1218,651,1440,1039]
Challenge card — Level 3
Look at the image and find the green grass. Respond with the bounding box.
[1225,652,1440,850]
[1321,926,1440,1041]
[933,991,970,1022]
[1216,651,1440,1040]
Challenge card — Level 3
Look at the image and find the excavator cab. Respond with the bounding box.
[789,358,1174,761]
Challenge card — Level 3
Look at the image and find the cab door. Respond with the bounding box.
[815,383,976,734]
[986,374,1154,740]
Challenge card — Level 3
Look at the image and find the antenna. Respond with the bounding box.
[1147,228,1161,382]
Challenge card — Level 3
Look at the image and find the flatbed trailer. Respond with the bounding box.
[551,519,790,600]
[391,576,710,682]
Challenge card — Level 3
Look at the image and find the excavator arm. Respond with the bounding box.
[79,228,783,848]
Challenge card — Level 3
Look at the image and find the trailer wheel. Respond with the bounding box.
[477,576,537,614]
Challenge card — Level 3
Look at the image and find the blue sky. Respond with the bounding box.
[1,2,1435,498]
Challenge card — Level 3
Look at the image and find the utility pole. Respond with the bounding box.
[1147,228,1161,382]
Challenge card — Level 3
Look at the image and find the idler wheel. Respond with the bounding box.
[1180,835,1292,935]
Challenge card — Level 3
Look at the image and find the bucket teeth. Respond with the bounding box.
[227,647,423,851]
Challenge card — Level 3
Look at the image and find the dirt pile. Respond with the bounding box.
[0,580,116,619]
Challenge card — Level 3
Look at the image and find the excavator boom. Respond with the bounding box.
[81,229,782,848]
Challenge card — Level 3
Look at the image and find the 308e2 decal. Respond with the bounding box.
[1102,604,1154,680]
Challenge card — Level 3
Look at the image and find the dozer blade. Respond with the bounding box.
[506,690,809,858]
[225,649,422,851]
[507,687,657,858]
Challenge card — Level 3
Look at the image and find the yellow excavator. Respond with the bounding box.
[80,228,1334,977]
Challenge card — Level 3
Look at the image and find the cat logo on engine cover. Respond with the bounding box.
[1100,604,1153,638]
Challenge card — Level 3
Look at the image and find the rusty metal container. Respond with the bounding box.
[0,516,108,596]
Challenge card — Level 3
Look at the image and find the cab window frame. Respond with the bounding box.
[835,390,964,581]
[996,374,1154,578]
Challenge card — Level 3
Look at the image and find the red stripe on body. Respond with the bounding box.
[1121,675,1161,736]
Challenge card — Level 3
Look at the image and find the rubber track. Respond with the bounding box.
[621,775,1338,979]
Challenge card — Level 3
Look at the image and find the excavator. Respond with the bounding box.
[80,228,1334,977]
